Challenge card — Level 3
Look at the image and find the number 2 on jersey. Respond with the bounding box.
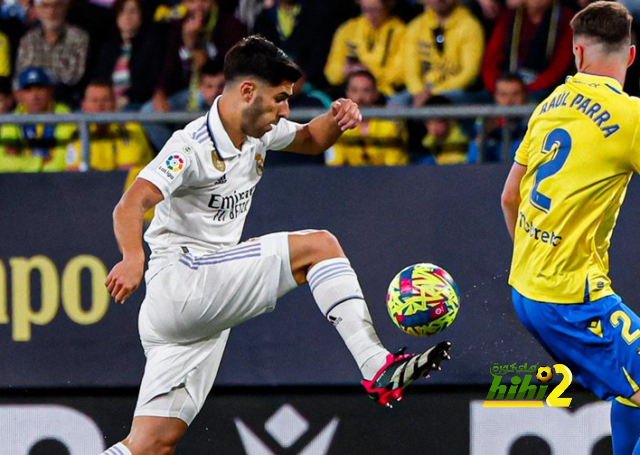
[530,128,572,213]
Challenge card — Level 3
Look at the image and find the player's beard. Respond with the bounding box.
[241,95,271,138]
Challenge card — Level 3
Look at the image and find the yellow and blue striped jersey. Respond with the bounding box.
[509,72,640,303]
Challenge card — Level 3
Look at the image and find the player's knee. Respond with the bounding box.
[126,433,180,455]
[308,230,344,259]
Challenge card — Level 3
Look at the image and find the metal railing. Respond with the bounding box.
[0,104,536,168]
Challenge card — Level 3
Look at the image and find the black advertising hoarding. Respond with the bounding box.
[0,387,612,455]
[2,167,640,387]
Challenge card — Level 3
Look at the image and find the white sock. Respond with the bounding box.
[307,258,389,380]
[101,442,133,455]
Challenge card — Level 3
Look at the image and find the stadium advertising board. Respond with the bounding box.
[0,387,612,455]
[2,167,640,387]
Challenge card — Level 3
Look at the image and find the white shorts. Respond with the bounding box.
[134,231,302,424]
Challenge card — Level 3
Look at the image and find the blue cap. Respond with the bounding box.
[17,67,52,89]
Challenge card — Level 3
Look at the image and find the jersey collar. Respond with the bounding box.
[206,96,241,159]
[570,72,624,93]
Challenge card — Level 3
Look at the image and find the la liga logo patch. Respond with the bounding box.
[166,154,184,172]
[156,152,186,182]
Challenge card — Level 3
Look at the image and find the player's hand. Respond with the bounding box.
[105,258,145,304]
[331,98,362,131]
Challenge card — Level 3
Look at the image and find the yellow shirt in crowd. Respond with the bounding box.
[66,123,153,172]
[404,7,484,96]
[327,118,408,166]
[325,16,405,96]
[0,103,76,172]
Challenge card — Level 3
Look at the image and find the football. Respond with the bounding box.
[386,263,460,336]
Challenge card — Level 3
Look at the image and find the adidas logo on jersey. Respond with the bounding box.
[213,175,227,186]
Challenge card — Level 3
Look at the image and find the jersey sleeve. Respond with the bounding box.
[137,133,195,198]
[261,118,298,150]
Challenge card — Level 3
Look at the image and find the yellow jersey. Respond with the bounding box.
[0,103,76,172]
[326,118,408,166]
[404,7,484,96]
[509,72,640,303]
[66,123,153,171]
[324,16,405,96]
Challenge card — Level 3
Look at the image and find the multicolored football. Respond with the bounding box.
[386,263,460,337]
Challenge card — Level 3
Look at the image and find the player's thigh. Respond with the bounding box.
[511,289,562,363]
[143,234,299,342]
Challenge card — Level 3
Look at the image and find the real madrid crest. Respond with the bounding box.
[255,153,264,175]
[211,146,225,172]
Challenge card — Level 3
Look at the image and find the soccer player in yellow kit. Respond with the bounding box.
[501,3,640,453]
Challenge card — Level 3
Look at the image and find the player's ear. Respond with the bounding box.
[239,80,256,103]
[628,45,636,68]
[573,42,584,71]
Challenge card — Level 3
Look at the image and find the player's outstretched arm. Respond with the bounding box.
[283,98,362,155]
[501,162,527,240]
[105,179,164,304]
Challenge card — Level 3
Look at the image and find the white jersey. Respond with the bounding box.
[138,97,298,256]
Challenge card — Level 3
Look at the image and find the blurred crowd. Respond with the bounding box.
[0,0,639,172]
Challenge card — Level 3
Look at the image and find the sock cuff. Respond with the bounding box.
[307,257,354,293]
[102,443,133,455]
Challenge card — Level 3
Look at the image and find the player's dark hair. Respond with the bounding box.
[224,36,302,86]
[571,1,632,50]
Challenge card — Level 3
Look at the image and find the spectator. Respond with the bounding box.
[324,0,405,97]
[150,0,245,113]
[326,70,408,166]
[404,0,485,107]
[414,94,469,165]
[15,0,89,103]
[0,66,75,172]
[93,0,164,110]
[66,0,117,79]
[144,0,246,150]
[253,0,335,89]
[196,57,224,109]
[0,76,14,112]
[468,72,528,162]
[482,0,574,101]
[66,81,153,172]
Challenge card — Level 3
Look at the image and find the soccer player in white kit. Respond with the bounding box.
[101,36,452,455]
